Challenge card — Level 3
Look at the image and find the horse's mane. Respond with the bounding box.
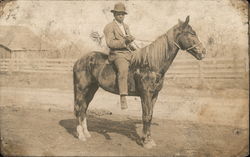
[131,30,171,70]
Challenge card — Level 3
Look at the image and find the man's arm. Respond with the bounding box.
[103,25,127,49]
[124,24,136,50]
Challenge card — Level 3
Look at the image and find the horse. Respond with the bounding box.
[73,16,206,149]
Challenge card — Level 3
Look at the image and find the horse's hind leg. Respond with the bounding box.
[83,83,99,138]
[75,83,98,141]
[74,71,99,141]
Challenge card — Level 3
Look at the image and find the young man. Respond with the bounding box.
[103,2,135,110]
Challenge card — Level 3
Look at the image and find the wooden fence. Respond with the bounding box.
[0,58,248,79]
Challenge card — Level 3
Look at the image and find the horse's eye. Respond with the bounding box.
[190,31,196,35]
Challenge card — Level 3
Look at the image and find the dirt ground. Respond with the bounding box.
[0,73,249,156]
[0,105,248,157]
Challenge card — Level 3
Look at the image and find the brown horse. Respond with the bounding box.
[73,16,206,148]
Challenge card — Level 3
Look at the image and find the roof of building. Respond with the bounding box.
[0,25,55,51]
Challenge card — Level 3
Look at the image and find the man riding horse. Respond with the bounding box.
[74,11,206,147]
[103,2,136,110]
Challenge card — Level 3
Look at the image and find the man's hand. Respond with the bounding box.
[125,35,135,44]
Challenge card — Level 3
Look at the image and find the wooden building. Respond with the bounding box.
[0,25,55,58]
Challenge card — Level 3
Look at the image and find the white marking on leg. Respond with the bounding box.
[77,125,86,141]
[82,118,91,138]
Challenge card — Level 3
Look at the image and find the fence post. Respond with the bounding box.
[198,61,203,80]
[8,52,13,74]
[245,57,249,79]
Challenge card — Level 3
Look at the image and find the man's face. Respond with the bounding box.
[114,12,126,23]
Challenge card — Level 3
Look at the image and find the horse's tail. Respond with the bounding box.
[73,68,78,117]
[73,59,81,117]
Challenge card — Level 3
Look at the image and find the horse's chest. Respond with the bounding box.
[134,71,164,92]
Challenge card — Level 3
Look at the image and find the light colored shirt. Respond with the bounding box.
[115,20,126,36]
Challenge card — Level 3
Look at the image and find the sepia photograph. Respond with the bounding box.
[0,0,249,156]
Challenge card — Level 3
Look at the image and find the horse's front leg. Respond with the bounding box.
[140,92,158,149]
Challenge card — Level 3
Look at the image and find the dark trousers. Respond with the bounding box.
[114,58,129,95]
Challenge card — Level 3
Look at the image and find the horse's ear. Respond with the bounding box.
[182,15,190,28]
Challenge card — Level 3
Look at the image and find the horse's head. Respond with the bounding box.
[175,16,206,60]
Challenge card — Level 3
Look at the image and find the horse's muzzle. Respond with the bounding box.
[199,48,206,59]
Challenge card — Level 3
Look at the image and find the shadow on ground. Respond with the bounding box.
[59,115,158,146]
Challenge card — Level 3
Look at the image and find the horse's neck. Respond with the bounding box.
[131,26,180,75]
[159,28,180,76]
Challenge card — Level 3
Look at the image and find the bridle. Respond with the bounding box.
[173,31,202,52]
[173,41,202,51]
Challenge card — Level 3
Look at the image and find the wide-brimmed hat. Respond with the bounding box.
[111,2,127,14]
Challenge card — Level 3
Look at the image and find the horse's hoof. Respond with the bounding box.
[143,142,154,149]
[84,131,91,138]
[150,139,156,146]
[78,135,87,141]
[77,132,87,141]
[142,139,156,149]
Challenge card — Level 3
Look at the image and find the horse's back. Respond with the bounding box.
[73,51,108,70]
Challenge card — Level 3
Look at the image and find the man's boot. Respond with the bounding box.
[120,95,128,110]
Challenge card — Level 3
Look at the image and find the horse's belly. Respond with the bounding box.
[97,64,138,96]
[98,64,118,92]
